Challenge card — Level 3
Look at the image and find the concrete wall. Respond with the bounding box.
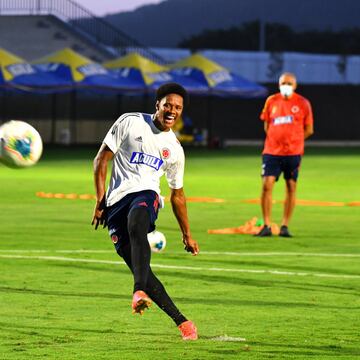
[153,48,360,86]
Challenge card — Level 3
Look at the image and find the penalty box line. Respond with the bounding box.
[0,254,360,280]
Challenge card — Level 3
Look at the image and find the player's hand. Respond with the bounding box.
[91,198,107,230]
[183,235,199,256]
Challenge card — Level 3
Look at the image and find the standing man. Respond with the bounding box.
[255,72,314,237]
[92,83,199,340]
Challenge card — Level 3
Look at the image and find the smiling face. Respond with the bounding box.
[154,93,184,132]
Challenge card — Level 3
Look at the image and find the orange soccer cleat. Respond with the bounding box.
[178,320,198,340]
[132,290,152,315]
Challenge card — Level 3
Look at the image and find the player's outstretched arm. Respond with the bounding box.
[170,187,199,255]
[92,143,114,229]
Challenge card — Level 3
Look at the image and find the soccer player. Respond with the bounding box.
[255,72,314,237]
[92,83,199,340]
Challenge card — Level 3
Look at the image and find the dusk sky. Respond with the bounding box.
[75,0,164,16]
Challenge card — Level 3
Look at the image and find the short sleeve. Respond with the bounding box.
[165,147,185,189]
[303,99,314,126]
[260,96,271,122]
[103,115,128,153]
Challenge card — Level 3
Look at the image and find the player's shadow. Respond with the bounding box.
[0,285,126,300]
[0,321,182,344]
[172,295,360,311]
[240,341,360,358]
[3,282,355,311]
[154,268,360,297]
[6,261,357,311]
[40,262,360,301]
[0,320,123,335]
[195,257,360,278]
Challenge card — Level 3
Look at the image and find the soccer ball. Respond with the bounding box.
[0,120,43,168]
[147,230,166,253]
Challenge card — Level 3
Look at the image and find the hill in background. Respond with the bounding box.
[104,0,360,47]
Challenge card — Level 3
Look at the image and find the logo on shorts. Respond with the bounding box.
[162,148,171,159]
[130,152,163,170]
[291,106,300,113]
[111,235,119,244]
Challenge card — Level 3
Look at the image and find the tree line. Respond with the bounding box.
[178,21,360,55]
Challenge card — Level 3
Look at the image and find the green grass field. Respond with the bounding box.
[1,146,359,359]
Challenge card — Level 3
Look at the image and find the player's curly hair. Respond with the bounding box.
[156,82,189,107]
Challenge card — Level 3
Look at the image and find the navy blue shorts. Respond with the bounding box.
[106,190,160,252]
[262,154,302,181]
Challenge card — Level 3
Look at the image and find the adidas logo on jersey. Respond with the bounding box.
[135,136,143,142]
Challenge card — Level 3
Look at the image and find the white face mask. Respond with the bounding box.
[280,84,294,97]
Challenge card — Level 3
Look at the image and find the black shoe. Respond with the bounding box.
[279,225,292,237]
[254,225,272,237]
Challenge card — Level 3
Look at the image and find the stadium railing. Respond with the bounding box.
[0,0,166,63]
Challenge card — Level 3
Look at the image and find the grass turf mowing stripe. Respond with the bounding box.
[0,249,359,257]
[1,254,360,279]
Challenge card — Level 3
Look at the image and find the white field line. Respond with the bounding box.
[0,249,359,257]
[0,254,360,280]
[201,251,360,257]
[211,335,246,342]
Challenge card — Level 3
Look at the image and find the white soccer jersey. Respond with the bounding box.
[103,112,185,207]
